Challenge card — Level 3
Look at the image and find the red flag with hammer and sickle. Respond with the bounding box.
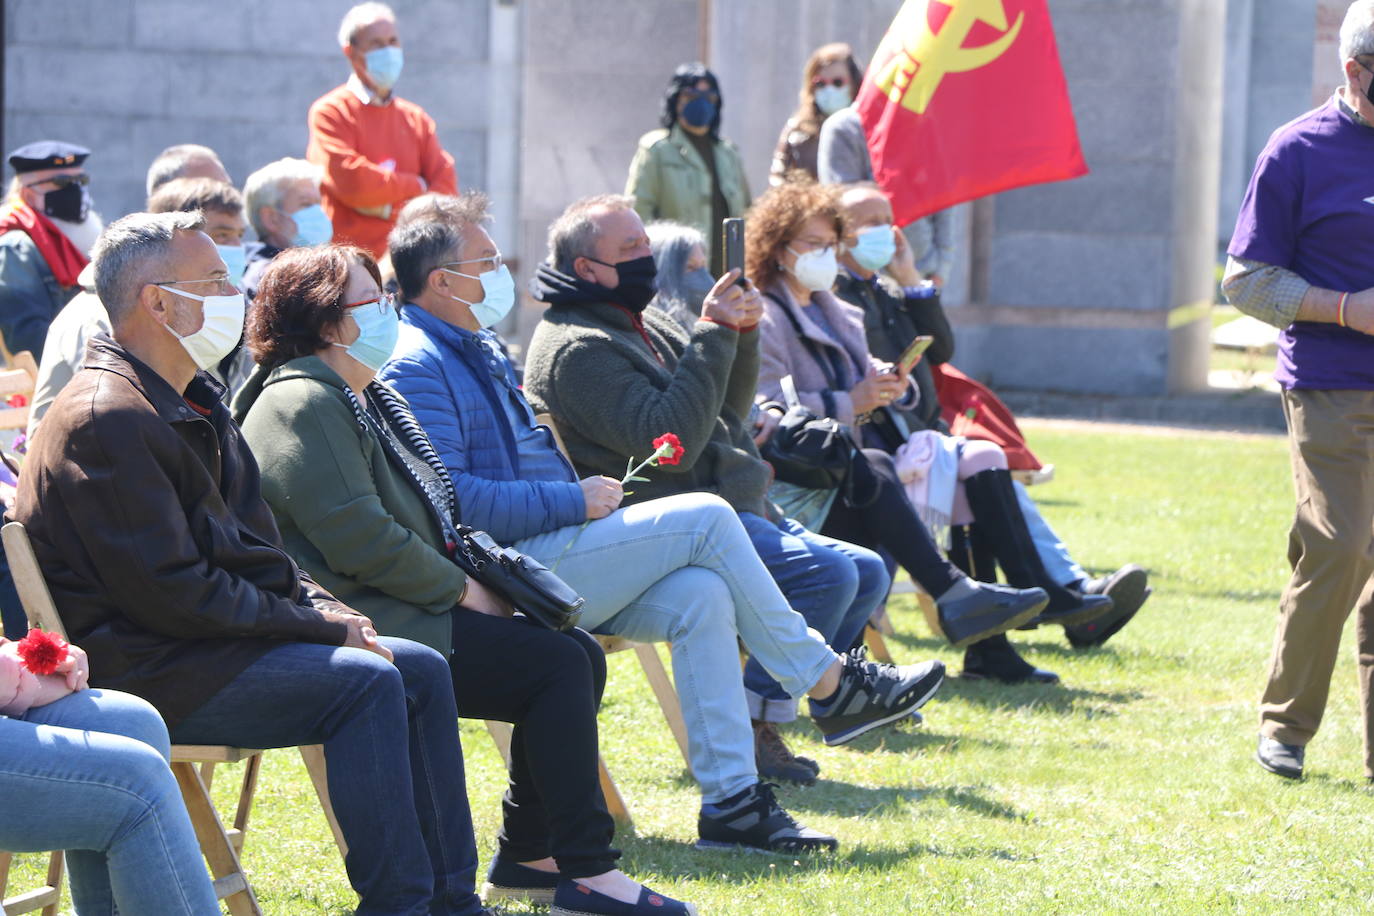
[856,0,1087,226]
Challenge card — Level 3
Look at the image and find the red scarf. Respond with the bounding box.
[0,196,88,288]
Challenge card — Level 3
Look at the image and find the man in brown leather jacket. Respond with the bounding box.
[13,210,493,916]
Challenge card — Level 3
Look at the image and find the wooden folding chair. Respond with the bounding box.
[1,522,347,916]
[0,850,63,916]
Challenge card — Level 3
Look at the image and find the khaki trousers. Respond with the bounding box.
[1260,389,1374,777]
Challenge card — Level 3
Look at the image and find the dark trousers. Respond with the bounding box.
[822,447,963,597]
[448,610,619,877]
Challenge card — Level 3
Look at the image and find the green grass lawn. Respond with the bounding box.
[8,422,1373,914]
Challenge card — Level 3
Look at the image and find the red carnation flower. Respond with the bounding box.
[652,432,684,466]
[16,627,69,676]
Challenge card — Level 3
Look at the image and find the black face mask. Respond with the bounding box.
[588,254,658,313]
[42,182,90,224]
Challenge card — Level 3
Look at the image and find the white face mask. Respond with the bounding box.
[157,284,246,370]
[786,245,839,292]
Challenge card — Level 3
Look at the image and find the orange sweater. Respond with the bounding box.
[306,84,458,257]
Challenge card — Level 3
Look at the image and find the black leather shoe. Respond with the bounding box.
[1016,590,1113,629]
[936,580,1046,648]
[1256,735,1304,779]
[961,633,1060,684]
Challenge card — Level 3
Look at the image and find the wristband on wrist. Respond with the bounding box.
[1338,292,1350,328]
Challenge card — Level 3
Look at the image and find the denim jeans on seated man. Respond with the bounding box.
[736,513,889,723]
[0,688,221,915]
[510,491,839,804]
[173,637,481,916]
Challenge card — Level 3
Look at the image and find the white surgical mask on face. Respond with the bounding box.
[441,263,516,328]
[157,285,245,370]
[785,245,839,292]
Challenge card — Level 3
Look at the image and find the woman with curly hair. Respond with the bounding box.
[234,243,697,916]
[747,180,1113,683]
[625,62,750,276]
[770,43,864,186]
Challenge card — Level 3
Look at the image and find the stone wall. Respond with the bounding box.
[3,0,490,223]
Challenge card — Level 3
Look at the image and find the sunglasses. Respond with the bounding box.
[812,77,848,89]
[25,173,89,190]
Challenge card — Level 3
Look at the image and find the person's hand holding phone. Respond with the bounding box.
[702,269,762,329]
[851,364,906,414]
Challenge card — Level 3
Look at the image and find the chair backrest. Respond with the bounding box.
[534,412,572,462]
[1,522,68,638]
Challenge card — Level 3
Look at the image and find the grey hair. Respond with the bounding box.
[647,220,706,331]
[388,191,492,302]
[242,158,321,238]
[546,193,636,273]
[1341,0,1374,63]
[145,144,225,198]
[338,2,395,46]
[92,210,207,326]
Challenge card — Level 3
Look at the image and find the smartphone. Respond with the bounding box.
[722,218,745,285]
[896,335,935,374]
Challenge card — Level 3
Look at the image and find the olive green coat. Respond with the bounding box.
[233,356,465,656]
[624,125,751,240]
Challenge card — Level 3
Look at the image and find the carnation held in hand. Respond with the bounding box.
[16,627,70,675]
[623,432,685,493]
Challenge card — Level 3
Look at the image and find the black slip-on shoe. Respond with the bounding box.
[1256,735,1304,779]
[937,581,1046,648]
[480,856,560,905]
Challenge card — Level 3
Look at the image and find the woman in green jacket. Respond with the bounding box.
[625,62,750,276]
[234,244,696,916]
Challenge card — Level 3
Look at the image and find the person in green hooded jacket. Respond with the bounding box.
[233,242,698,916]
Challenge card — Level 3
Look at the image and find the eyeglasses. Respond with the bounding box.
[24,173,89,191]
[438,253,504,273]
[342,292,398,314]
[812,77,848,89]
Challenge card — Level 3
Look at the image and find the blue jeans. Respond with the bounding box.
[0,689,220,915]
[738,514,890,722]
[1016,480,1087,586]
[515,493,837,804]
[172,637,482,916]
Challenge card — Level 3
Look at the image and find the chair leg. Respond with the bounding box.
[597,755,634,832]
[298,745,348,859]
[227,753,263,853]
[172,761,261,916]
[917,588,944,641]
[632,642,691,768]
[484,720,514,768]
[39,851,62,916]
[864,625,895,664]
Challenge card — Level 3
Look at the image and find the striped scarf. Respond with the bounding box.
[341,380,461,543]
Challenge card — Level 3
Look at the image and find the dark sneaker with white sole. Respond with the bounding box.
[808,647,945,746]
[551,879,697,916]
[697,782,838,854]
[481,855,560,905]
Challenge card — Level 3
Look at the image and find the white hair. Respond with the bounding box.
[1340,0,1374,63]
[145,144,225,198]
[242,158,322,239]
[338,2,395,47]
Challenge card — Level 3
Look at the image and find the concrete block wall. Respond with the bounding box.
[4,0,490,227]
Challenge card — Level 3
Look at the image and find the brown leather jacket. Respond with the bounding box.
[13,335,351,727]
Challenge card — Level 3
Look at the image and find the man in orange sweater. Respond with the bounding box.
[307,2,457,258]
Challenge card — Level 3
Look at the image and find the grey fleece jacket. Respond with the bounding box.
[523,301,775,519]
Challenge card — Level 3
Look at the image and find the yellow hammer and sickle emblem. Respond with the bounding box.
[872,0,1025,115]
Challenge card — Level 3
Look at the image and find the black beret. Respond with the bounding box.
[8,140,90,175]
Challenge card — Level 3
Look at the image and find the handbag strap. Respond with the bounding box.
[765,291,840,392]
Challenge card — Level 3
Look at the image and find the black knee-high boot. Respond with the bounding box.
[950,526,1060,684]
[962,470,1113,628]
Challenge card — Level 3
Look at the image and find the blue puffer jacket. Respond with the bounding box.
[378,305,584,544]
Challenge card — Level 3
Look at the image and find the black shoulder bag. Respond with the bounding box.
[450,526,586,632]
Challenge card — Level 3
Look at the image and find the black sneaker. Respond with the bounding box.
[696,782,838,854]
[1065,565,1152,648]
[481,855,560,905]
[808,647,944,746]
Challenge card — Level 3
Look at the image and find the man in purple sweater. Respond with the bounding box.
[1223,0,1374,782]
